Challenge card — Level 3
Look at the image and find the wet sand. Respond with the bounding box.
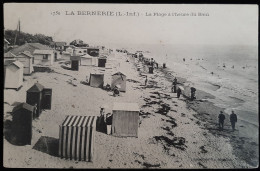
[3,52,257,168]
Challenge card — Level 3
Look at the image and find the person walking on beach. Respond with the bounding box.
[190,87,196,100]
[156,62,159,69]
[177,87,182,98]
[145,75,148,86]
[218,111,225,130]
[99,106,106,132]
[230,110,237,131]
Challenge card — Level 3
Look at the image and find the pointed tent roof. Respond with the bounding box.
[27,83,44,92]
[12,102,34,113]
[4,51,17,58]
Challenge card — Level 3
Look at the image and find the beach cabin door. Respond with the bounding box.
[71,60,79,71]
[42,88,52,110]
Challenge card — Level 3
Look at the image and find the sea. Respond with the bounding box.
[123,43,258,139]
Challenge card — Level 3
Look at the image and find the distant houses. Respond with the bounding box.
[50,42,67,51]
[33,49,54,66]
[9,43,54,66]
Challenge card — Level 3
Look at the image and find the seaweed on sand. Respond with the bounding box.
[153,135,187,151]
[155,103,171,115]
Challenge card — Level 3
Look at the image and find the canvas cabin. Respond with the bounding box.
[16,51,34,75]
[80,54,98,66]
[70,56,81,71]
[4,60,23,90]
[111,72,126,92]
[98,56,107,67]
[89,71,104,88]
[112,102,140,137]
[59,115,97,161]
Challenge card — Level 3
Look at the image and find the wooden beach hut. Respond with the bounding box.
[112,102,140,137]
[26,83,52,118]
[70,56,81,71]
[12,102,34,145]
[4,60,24,90]
[16,51,34,75]
[59,115,97,162]
[111,72,126,92]
[89,72,104,88]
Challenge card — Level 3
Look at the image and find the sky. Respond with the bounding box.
[4,3,258,48]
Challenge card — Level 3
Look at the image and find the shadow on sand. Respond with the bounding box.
[33,136,59,157]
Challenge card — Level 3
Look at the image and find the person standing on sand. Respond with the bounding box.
[218,111,225,130]
[145,75,148,86]
[177,87,182,98]
[230,110,237,131]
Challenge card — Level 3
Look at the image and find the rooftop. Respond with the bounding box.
[27,83,44,92]
[113,102,139,112]
[12,102,34,113]
[33,49,53,55]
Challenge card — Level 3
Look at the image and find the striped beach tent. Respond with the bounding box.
[59,115,97,162]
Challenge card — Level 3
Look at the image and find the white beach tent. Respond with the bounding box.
[4,60,24,90]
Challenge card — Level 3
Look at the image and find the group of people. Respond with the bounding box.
[218,110,238,131]
[103,83,120,97]
[98,106,113,134]
[171,77,182,98]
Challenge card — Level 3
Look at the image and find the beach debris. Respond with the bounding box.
[199,146,208,153]
[198,162,207,168]
[155,103,171,115]
[139,111,151,118]
[143,162,160,168]
[153,135,187,151]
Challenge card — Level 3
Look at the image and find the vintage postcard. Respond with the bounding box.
[3,3,258,168]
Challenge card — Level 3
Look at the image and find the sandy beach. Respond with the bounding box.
[3,51,258,168]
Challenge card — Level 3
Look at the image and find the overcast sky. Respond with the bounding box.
[4,3,258,47]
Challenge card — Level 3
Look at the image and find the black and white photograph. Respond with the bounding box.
[3,3,258,168]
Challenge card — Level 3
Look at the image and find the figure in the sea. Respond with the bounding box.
[232,65,234,69]
[183,58,185,62]
[223,63,226,68]
[177,87,182,98]
[230,110,237,131]
[218,111,225,130]
[190,87,196,100]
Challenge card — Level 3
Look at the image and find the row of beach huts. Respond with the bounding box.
[4,39,154,163]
